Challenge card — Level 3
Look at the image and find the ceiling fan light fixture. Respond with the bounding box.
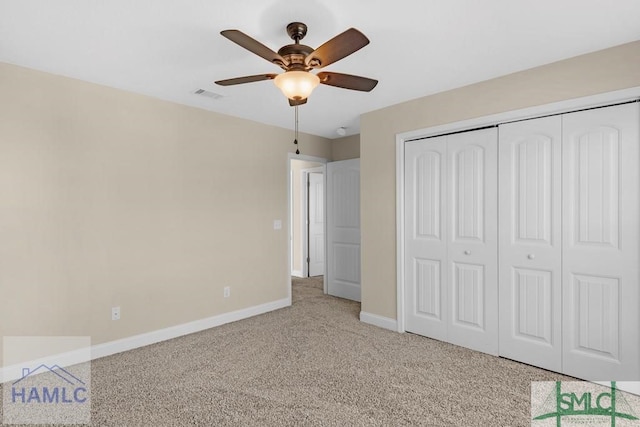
[274,71,320,100]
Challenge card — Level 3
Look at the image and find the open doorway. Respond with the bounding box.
[305,167,324,277]
[290,158,325,279]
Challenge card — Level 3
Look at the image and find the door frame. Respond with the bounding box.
[395,86,640,334]
[287,153,328,303]
[300,166,324,278]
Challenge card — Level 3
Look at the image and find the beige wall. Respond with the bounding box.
[0,63,331,365]
[331,134,360,160]
[360,40,640,319]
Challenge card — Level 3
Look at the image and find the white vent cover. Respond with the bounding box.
[192,89,224,99]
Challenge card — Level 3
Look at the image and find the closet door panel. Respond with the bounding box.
[498,116,562,371]
[404,137,448,341]
[447,128,498,355]
[562,103,640,381]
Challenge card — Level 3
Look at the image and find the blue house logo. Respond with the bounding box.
[11,364,88,404]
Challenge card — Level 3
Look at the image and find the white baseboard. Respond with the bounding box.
[594,381,640,396]
[2,298,290,382]
[2,346,91,383]
[359,311,398,332]
[291,270,303,278]
[92,297,290,360]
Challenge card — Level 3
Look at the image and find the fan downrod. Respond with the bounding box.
[286,22,307,43]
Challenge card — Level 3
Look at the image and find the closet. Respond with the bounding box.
[404,127,498,356]
[404,102,640,381]
[498,115,563,373]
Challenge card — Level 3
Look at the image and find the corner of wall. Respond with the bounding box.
[331,134,360,161]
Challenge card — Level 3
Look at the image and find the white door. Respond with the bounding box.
[404,136,449,341]
[404,128,498,355]
[562,103,640,381]
[498,116,562,371]
[308,172,324,277]
[446,128,498,355]
[327,159,361,301]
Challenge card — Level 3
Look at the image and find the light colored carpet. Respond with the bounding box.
[2,277,572,426]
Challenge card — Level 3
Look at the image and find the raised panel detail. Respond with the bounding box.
[311,235,324,263]
[453,145,484,242]
[513,268,552,344]
[333,243,360,283]
[571,127,620,248]
[332,170,360,228]
[512,135,552,244]
[572,274,619,359]
[414,258,441,319]
[415,152,441,240]
[452,262,484,329]
[312,181,323,223]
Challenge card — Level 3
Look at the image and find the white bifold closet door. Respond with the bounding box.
[498,116,563,372]
[405,128,498,355]
[561,103,639,381]
[404,136,448,342]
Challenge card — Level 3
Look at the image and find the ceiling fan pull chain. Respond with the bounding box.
[294,105,300,155]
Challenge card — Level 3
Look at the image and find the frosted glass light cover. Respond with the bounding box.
[274,71,320,100]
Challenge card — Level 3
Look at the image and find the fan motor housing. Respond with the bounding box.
[278,44,314,68]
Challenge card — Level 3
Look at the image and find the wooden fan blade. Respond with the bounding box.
[317,72,378,92]
[215,74,277,86]
[288,98,308,107]
[305,28,369,69]
[221,30,287,67]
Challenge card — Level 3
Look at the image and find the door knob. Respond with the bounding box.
[464,250,471,255]
[528,254,535,260]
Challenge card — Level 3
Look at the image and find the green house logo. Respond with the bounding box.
[532,381,639,426]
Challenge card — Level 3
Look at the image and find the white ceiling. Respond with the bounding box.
[1,1,639,139]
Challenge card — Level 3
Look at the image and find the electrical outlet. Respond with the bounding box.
[223,286,230,298]
[111,306,120,321]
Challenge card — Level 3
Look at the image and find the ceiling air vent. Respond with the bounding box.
[192,89,224,100]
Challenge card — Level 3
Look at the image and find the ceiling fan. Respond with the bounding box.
[215,22,378,106]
